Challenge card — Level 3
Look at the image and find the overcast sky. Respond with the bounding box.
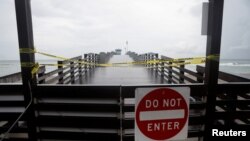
[0,0,249,60]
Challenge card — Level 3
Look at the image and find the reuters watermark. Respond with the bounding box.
[212,129,246,137]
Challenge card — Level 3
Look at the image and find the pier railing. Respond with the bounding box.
[0,72,22,83]
[196,65,250,82]
[137,53,250,83]
[0,52,118,84]
[37,54,99,84]
[0,51,115,84]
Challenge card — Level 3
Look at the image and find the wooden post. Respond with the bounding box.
[84,54,88,72]
[38,66,46,84]
[78,57,82,77]
[15,0,37,140]
[78,58,83,84]
[70,61,75,84]
[58,61,63,84]
[168,61,173,84]
[161,62,165,83]
[90,54,93,69]
[145,54,148,67]
[196,65,204,83]
[224,91,237,126]
[203,0,224,140]
[88,54,92,70]
[150,54,153,69]
[95,54,98,67]
[179,61,185,83]
[155,54,159,74]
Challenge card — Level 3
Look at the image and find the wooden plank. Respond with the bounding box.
[177,66,204,80]
[190,101,206,109]
[168,73,180,82]
[0,72,22,83]
[219,71,250,82]
[164,76,177,84]
[62,75,71,84]
[0,138,29,141]
[45,75,62,84]
[214,111,250,119]
[35,86,120,98]
[0,101,25,107]
[216,100,250,110]
[189,115,206,125]
[0,127,28,133]
[122,131,204,139]
[0,113,27,120]
[187,130,204,138]
[0,84,23,93]
[37,68,62,81]
[163,73,178,84]
[37,116,120,129]
[169,68,197,83]
[121,84,206,98]
[35,103,120,112]
[38,131,120,140]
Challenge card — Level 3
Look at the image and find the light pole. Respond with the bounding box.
[126,40,128,53]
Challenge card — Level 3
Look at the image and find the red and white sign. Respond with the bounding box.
[135,87,190,141]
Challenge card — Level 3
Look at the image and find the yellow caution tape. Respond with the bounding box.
[207,54,220,61]
[31,63,40,76]
[36,51,69,60]
[121,54,218,65]
[20,48,71,61]
[20,48,97,65]
[19,48,37,53]
[19,48,220,75]
[20,62,36,67]
[20,62,39,78]
[97,64,113,67]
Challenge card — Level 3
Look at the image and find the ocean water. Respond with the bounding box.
[0,60,57,77]
[0,60,21,77]
[0,59,250,79]
[185,59,250,79]
[220,59,250,74]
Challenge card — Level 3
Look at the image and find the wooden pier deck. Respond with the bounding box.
[81,55,163,84]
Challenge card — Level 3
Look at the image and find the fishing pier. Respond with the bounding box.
[0,0,250,141]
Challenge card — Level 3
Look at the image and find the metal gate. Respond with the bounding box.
[1,84,249,140]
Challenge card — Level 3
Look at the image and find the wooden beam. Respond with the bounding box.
[15,0,37,140]
[203,0,224,140]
